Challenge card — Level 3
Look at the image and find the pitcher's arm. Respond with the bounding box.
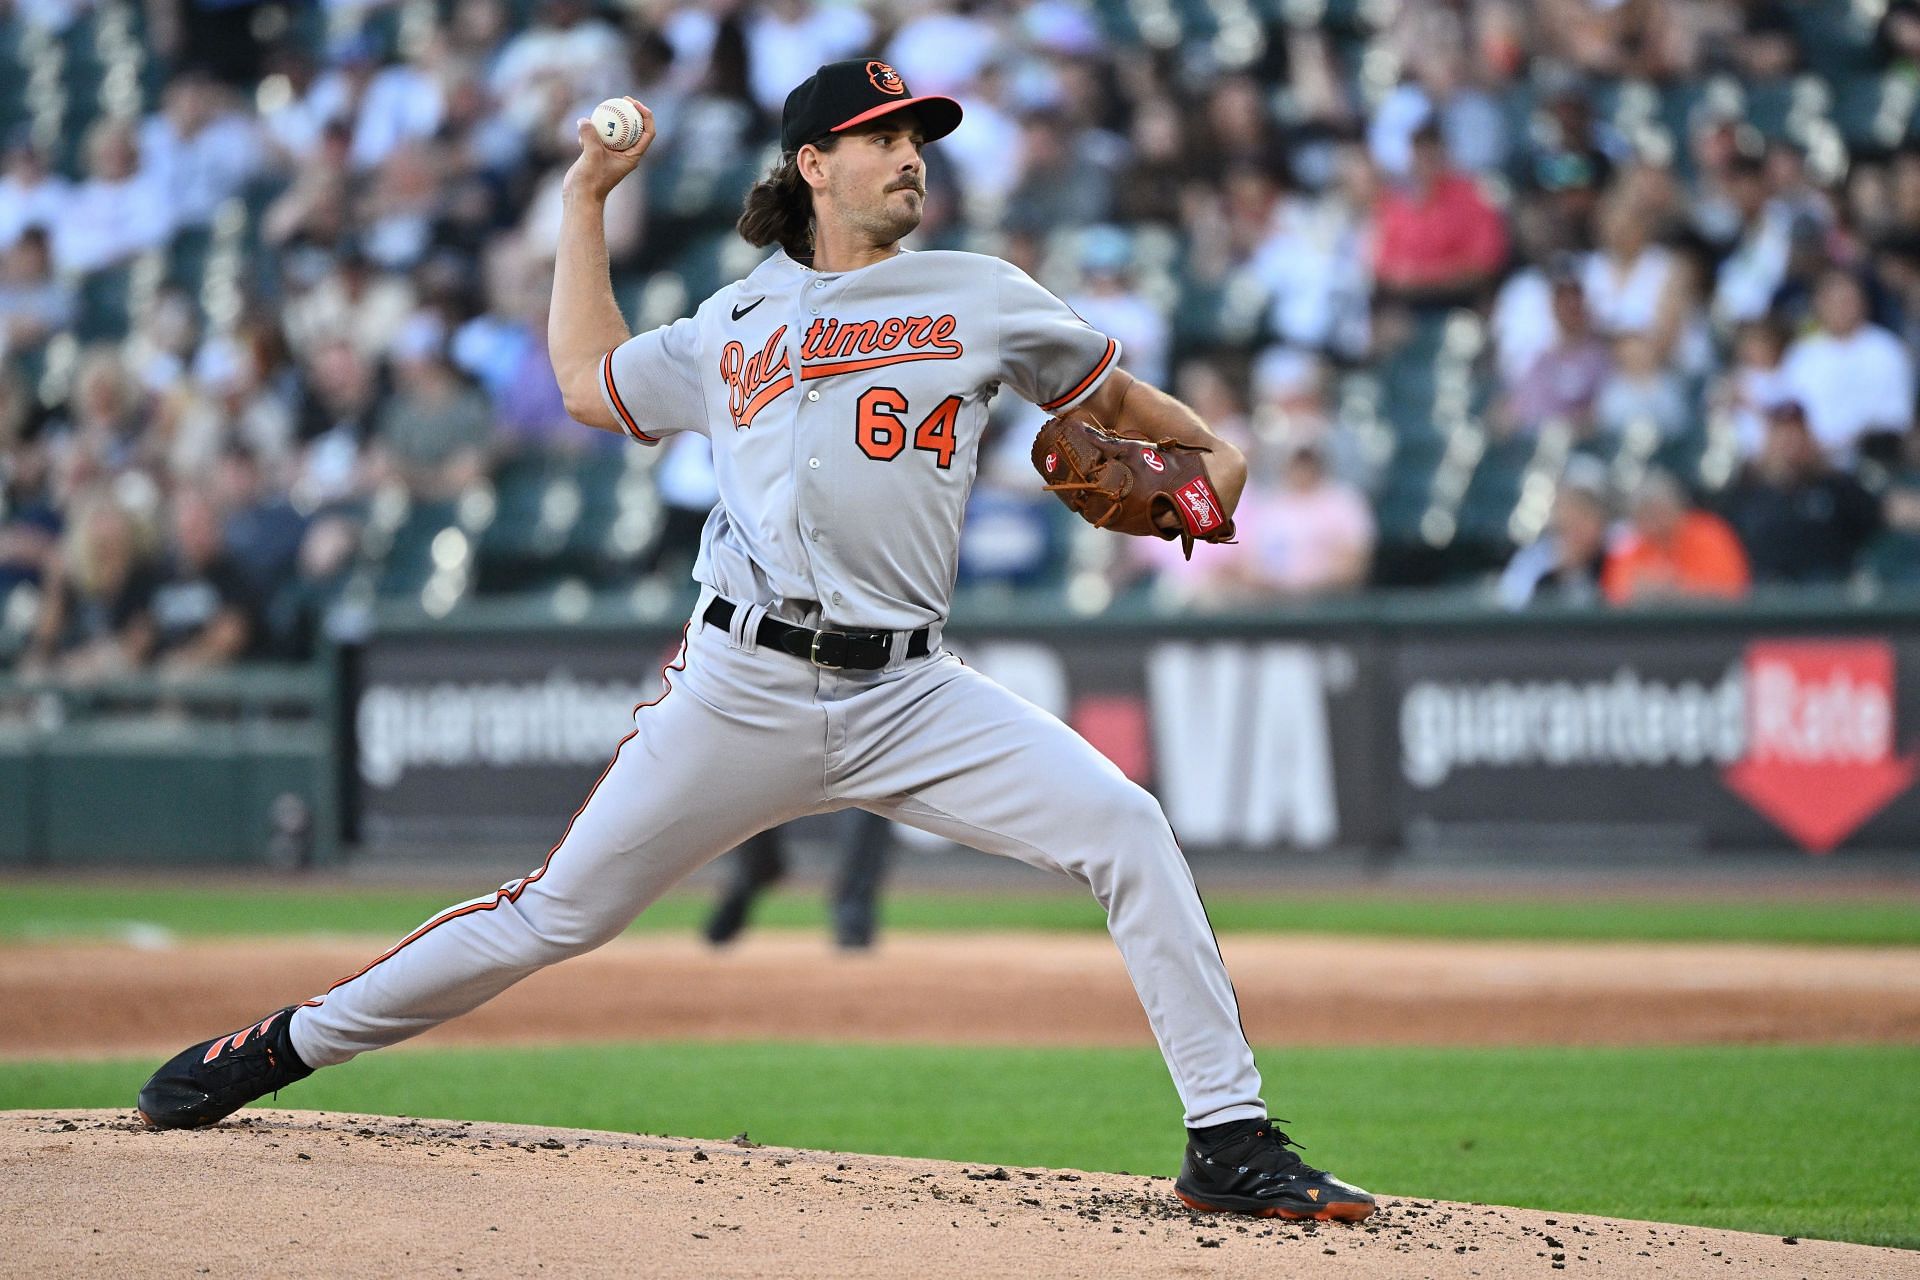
[551,101,655,432]
[1081,368,1248,517]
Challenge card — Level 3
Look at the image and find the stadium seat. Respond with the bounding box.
[670,232,747,309]
[0,20,28,132]
[1862,531,1920,587]
[1456,435,1532,530]
[1652,424,1711,489]
[57,11,103,83]
[566,450,662,582]
[1743,79,1799,140]
[165,226,214,295]
[1374,437,1445,540]
[75,263,138,341]
[1834,73,1920,148]
[374,500,461,599]
[1788,5,1878,81]
[475,455,592,592]
[474,454,566,593]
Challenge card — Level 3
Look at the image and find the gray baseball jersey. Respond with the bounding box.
[290,244,1267,1132]
[598,249,1119,631]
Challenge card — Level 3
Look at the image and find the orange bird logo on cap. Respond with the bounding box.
[868,61,905,95]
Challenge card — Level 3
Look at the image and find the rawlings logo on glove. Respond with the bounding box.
[1031,409,1236,559]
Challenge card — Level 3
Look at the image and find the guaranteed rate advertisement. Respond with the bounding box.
[353,628,688,847]
[351,614,1920,858]
[1392,630,1920,854]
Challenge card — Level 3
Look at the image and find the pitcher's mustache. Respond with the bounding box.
[889,177,925,194]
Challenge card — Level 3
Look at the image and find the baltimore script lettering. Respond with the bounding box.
[719,325,794,430]
[719,315,966,429]
[799,313,964,375]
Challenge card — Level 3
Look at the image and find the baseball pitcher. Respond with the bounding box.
[137,60,1376,1223]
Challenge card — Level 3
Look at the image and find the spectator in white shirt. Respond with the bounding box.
[256,47,336,163]
[1781,270,1917,460]
[1719,319,1793,457]
[1594,334,1691,439]
[746,0,874,117]
[1367,48,1509,180]
[1582,195,1690,358]
[357,142,442,270]
[0,137,70,252]
[1490,201,1587,385]
[1066,227,1170,389]
[886,0,1003,98]
[350,44,448,171]
[139,72,266,230]
[281,248,418,360]
[1711,152,1795,325]
[1250,346,1374,490]
[51,120,172,276]
[936,62,1022,223]
[1243,147,1374,361]
[0,229,75,359]
[488,0,627,131]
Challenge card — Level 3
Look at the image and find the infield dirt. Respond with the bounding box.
[7,1108,1915,1278]
[5,931,1919,1058]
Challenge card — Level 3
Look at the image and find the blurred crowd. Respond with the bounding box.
[5,0,1920,679]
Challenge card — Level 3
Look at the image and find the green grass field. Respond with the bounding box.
[6,880,1920,945]
[6,879,1915,1250]
[3,1042,1913,1249]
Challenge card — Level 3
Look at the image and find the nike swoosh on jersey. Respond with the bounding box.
[731,297,766,321]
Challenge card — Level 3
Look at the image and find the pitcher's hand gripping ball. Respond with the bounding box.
[1033,410,1236,558]
[591,98,647,151]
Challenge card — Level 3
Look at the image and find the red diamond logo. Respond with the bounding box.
[1720,640,1919,853]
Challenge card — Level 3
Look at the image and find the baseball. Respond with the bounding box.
[590,98,646,151]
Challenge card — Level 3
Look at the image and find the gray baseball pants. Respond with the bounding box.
[291,590,1265,1127]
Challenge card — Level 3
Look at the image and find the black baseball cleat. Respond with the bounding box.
[136,1006,314,1130]
[1174,1118,1377,1221]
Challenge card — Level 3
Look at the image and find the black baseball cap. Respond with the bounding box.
[780,59,963,154]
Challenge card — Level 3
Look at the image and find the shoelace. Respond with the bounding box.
[1219,1122,1330,1179]
[202,1026,291,1088]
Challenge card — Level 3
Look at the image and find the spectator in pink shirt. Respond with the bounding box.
[1373,121,1509,307]
[1140,437,1375,606]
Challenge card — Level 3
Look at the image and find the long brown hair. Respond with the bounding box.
[737,137,837,262]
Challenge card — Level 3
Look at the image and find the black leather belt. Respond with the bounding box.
[703,598,931,671]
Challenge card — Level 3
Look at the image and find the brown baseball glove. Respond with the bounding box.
[1032,410,1236,558]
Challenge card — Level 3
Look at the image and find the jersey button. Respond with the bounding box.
[832,592,844,605]
[810,529,822,542]
[808,457,820,469]
[806,389,819,402]
[813,280,827,290]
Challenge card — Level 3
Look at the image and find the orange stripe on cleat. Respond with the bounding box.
[1175,1191,1375,1223]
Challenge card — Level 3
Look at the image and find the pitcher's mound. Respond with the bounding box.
[6,1110,1911,1278]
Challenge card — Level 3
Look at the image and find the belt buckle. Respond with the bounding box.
[809,630,846,670]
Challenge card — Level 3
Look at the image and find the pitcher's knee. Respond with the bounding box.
[512,905,627,965]
[1112,781,1175,844]
[1074,783,1183,879]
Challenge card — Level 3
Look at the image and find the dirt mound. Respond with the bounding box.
[6,1110,1911,1278]
[8,933,1920,1060]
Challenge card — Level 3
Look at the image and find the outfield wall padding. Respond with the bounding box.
[348,594,1920,861]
